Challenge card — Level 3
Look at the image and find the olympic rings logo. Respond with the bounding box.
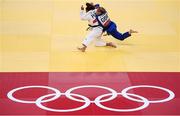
[7,85,175,112]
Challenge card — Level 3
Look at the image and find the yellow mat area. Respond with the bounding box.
[0,0,179,72]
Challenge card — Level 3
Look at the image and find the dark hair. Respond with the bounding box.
[86,3,95,12]
[98,7,107,14]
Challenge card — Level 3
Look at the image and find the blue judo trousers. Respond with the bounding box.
[105,21,131,41]
[96,14,131,41]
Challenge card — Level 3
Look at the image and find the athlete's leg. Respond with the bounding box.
[95,36,106,47]
[110,30,131,41]
[78,27,102,52]
[95,36,116,48]
[107,22,131,41]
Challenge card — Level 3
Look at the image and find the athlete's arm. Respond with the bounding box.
[80,5,91,20]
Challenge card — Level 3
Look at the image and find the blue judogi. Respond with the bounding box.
[95,7,131,41]
[105,21,131,41]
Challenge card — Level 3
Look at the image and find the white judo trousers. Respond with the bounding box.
[80,9,106,47]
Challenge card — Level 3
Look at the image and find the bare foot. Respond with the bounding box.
[129,29,138,34]
[77,46,87,52]
[106,42,117,48]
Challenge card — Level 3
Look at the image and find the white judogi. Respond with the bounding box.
[80,9,106,47]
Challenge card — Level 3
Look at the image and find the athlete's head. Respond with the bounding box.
[85,2,95,12]
[96,7,107,15]
[94,4,100,9]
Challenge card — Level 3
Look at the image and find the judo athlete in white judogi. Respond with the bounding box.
[78,3,116,52]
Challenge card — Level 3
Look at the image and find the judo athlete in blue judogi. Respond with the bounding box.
[94,5,138,41]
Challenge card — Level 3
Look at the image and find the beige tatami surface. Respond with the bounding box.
[0,0,179,72]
